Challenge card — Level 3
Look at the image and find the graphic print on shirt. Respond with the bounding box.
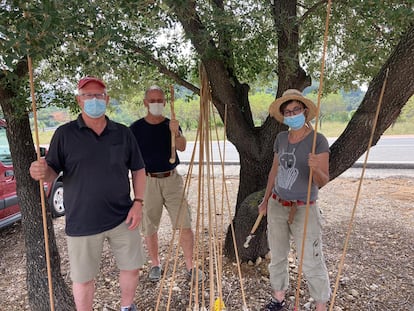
[277,148,298,190]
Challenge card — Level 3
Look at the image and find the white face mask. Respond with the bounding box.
[148,102,164,116]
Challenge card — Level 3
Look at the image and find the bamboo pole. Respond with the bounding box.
[27,55,55,311]
[328,69,389,311]
[294,0,332,310]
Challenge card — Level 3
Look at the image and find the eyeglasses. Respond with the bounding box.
[283,106,304,117]
[79,93,107,99]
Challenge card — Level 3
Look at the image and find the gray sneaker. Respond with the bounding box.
[187,267,204,283]
[148,265,162,282]
[121,303,137,311]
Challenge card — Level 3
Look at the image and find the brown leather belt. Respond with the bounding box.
[146,170,175,178]
[271,193,314,206]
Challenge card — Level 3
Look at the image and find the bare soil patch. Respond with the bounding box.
[0,176,413,311]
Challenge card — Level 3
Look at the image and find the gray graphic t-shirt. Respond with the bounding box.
[273,130,330,202]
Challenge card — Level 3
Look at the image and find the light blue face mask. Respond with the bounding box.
[283,112,305,130]
[84,98,107,118]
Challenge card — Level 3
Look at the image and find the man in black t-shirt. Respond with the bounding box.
[130,85,203,283]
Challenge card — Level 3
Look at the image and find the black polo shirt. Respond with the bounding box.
[46,115,145,236]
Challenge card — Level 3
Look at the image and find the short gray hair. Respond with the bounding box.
[144,85,164,99]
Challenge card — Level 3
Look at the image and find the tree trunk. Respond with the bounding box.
[167,0,309,206]
[0,61,75,310]
[225,23,414,262]
[167,1,414,262]
[222,1,311,260]
[273,0,312,94]
[223,189,269,261]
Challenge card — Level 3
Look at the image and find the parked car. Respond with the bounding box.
[0,120,64,229]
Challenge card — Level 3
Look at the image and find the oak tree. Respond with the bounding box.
[1,1,414,308]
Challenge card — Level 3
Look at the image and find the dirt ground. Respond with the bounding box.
[0,174,413,311]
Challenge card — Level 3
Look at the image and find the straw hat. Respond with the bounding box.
[269,89,317,123]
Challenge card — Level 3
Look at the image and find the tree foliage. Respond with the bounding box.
[1,1,414,307]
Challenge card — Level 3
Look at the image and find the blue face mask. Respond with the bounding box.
[84,98,107,118]
[283,112,305,130]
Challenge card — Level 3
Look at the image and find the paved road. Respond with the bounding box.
[176,164,414,178]
[177,136,414,178]
[180,136,414,167]
[332,136,414,168]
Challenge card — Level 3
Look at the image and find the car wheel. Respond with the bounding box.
[50,181,65,218]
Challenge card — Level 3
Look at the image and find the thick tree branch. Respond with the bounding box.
[166,0,256,137]
[210,0,236,76]
[272,1,311,93]
[212,0,223,7]
[329,23,414,179]
[133,46,199,95]
[298,0,328,24]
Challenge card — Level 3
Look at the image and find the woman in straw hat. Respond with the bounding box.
[258,89,331,311]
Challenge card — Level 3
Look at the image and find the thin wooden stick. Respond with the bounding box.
[198,68,247,311]
[169,85,176,164]
[27,55,55,311]
[295,0,332,310]
[329,69,389,311]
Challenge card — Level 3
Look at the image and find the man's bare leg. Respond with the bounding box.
[315,302,327,311]
[180,228,194,271]
[145,232,160,267]
[73,280,94,311]
[119,269,139,307]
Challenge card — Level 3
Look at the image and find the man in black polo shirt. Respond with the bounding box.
[30,76,146,311]
[130,85,203,283]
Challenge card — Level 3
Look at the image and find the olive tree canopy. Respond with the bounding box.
[1,1,414,308]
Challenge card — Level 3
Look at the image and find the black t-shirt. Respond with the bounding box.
[129,118,180,173]
[46,115,145,236]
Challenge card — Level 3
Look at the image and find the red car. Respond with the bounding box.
[0,120,64,229]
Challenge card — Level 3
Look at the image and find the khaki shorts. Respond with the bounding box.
[142,171,191,236]
[67,221,145,283]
